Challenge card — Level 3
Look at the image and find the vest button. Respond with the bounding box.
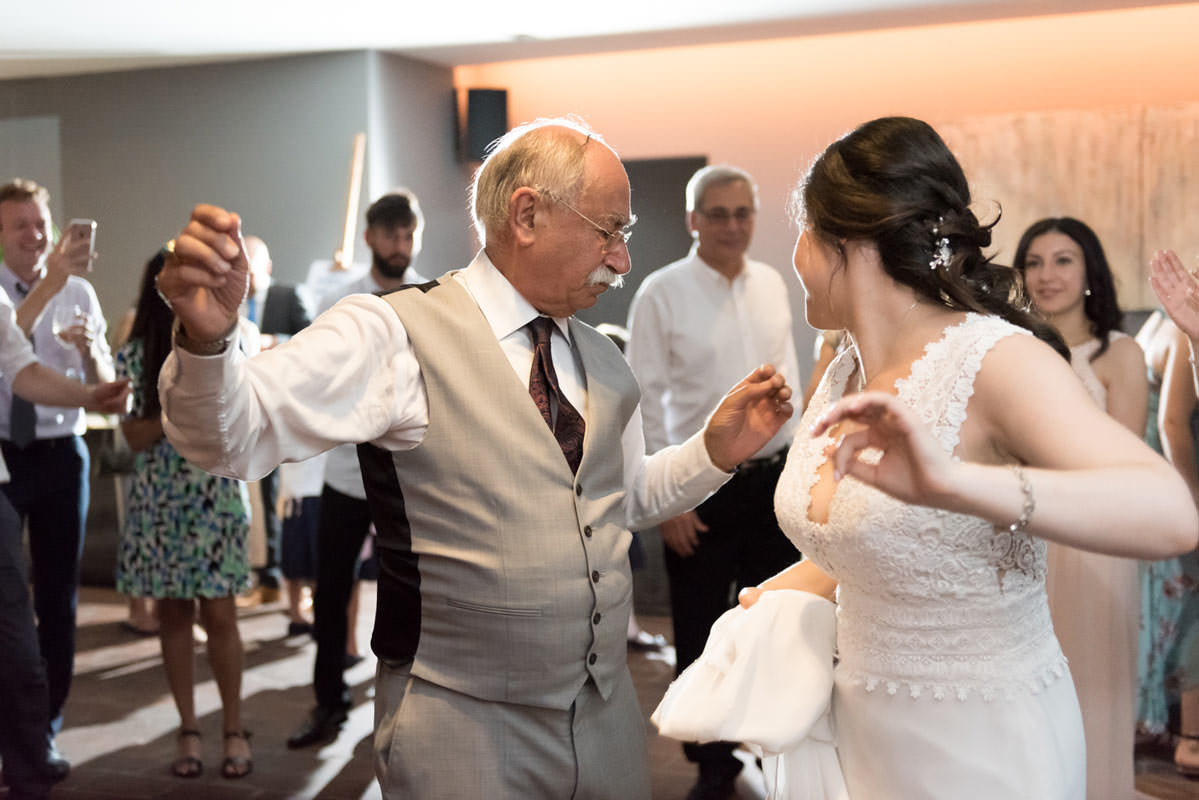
[575,484,583,496]
[583,525,593,538]
[591,570,600,583]
[593,612,601,625]
[588,652,598,665]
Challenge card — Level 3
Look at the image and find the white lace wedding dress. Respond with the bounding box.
[775,315,1085,799]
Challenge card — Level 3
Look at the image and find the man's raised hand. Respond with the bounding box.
[156,204,249,343]
[703,364,794,473]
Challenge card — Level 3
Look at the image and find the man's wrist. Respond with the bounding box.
[173,318,235,356]
[39,266,69,292]
[702,429,738,474]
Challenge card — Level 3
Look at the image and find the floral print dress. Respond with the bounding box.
[114,338,251,598]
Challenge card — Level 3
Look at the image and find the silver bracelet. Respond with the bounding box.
[1004,464,1035,534]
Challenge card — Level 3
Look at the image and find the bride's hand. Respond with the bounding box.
[811,391,955,506]
[738,586,763,609]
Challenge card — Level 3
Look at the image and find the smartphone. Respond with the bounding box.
[67,218,97,262]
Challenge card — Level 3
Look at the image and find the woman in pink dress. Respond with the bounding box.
[1014,217,1148,799]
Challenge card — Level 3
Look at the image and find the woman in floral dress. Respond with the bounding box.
[115,249,253,780]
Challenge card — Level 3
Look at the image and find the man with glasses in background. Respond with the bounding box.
[627,164,802,800]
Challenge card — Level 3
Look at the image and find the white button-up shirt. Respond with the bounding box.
[0,289,39,482]
[160,250,730,531]
[0,262,111,439]
[627,246,800,456]
[316,267,428,500]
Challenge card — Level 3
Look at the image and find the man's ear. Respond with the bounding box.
[509,187,539,246]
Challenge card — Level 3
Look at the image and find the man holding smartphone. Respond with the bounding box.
[0,178,114,778]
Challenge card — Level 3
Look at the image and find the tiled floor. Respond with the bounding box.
[7,586,1194,799]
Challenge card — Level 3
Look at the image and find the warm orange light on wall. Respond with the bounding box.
[456,3,1199,160]
[455,3,1199,315]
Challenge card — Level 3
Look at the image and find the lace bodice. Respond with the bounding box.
[776,314,1067,700]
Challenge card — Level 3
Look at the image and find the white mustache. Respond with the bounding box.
[586,266,624,288]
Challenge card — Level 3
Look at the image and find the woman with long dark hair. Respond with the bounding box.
[1013,217,1147,798]
[114,250,253,780]
[738,117,1195,798]
[1014,217,1145,429]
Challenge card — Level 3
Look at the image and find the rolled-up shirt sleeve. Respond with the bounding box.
[159,293,428,481]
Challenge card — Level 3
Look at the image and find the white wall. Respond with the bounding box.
[0,50,466,325]
[368,52,475,277]
[0,116,61,221]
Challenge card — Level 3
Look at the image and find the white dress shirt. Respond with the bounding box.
[626,246,800,457]
[0,262,112,439]
[316,267,428,500]
[0,289,39,482]
[160,250,730,531]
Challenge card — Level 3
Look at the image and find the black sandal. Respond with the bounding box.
[221,729,253,779]
[171,729,202,778]
[1177,733,1199,779]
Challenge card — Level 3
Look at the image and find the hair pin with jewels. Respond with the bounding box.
[929,217,951,271]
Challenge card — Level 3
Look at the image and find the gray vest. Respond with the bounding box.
[359,277,640,709]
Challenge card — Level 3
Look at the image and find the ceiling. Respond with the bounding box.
[0,0,1180,81]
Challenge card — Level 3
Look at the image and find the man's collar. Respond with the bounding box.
[0,260,42,288]
[689,244,746,283]
[460,250,571,343]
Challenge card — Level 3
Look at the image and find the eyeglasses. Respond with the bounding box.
[538,188,637,252]
[696,206,755,224]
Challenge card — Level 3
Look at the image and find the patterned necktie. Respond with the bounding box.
[527,317,585,474]
[9,282,36,448]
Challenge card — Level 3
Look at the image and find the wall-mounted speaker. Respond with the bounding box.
[463,88,508,162]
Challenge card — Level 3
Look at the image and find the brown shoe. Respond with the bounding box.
[1177,734,1199,779]
[236,587,264,608]
[236,585,282,608]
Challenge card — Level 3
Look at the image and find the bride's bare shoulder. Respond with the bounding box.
[972,329,1140,467]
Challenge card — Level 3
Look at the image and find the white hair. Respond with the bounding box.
[685,164,758,213]
[469,115,610,244]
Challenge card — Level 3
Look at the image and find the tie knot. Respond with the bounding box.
[14,282,29,298]
[529,316,555,348]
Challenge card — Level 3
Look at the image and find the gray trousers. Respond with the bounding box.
[373,659,650,799]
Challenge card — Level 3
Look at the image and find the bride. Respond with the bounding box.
[740,116,1198,798]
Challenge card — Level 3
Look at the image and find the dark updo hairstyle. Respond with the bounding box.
[1013,217,1123,362]
[798,116,1068,359]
